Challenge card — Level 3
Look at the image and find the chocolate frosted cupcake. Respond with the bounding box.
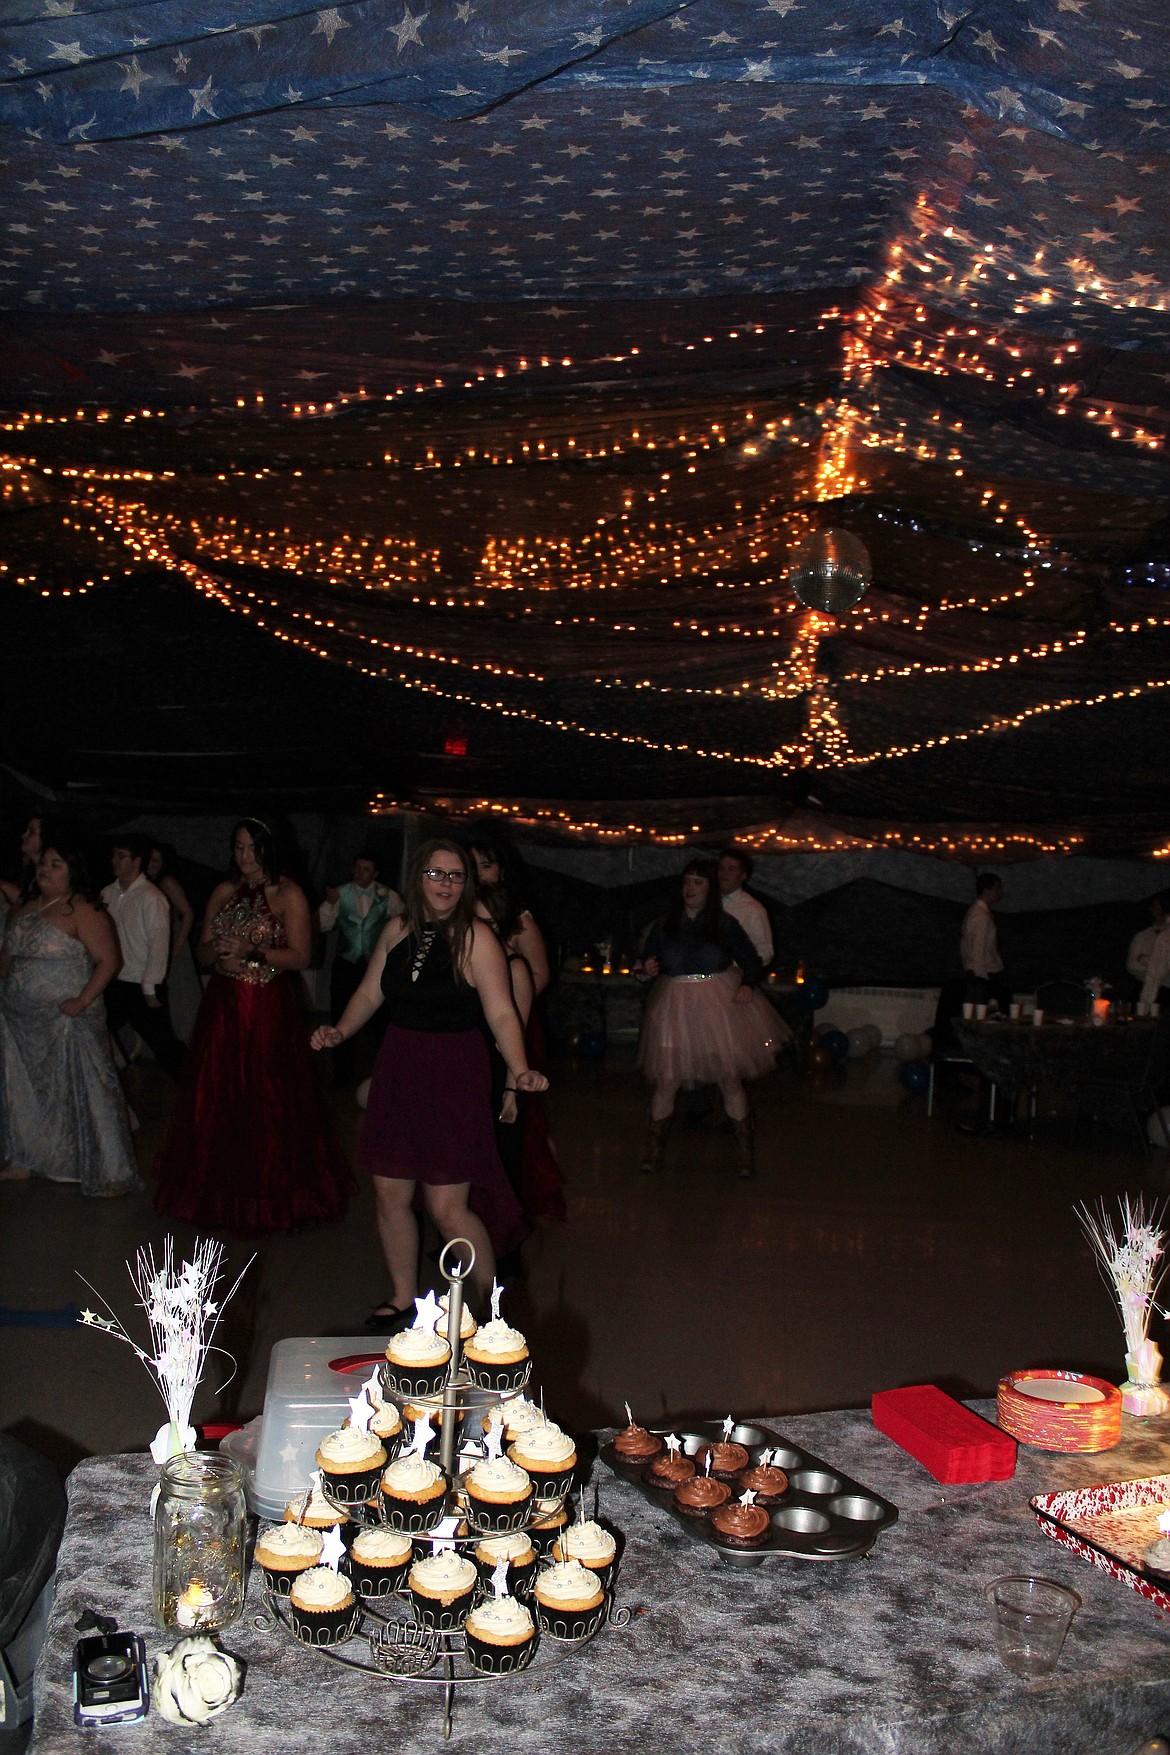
[507,1423,577,1500]
[527,1499,570,1558]
[696,1441,750,1482]
[710,1498,772,1548]
[612,1418,662,1465]
[644,1449,695,1491]
[284,1484,351,1536]
[346,1527,414,1597]
[738,1462,789,1505]
[462,1318,530,1394]
[552,1520,618,1592]
[464,1456,534,1533]
[464,1593,537,1674]
[255,1522,323,1596]
[287,1567,360,1646]
[408,1550,479,1630]
[672,1476,731,1519]
[532,1559,606,1641]
[472,1532,539,1600]
[315,1425,388,1506]
[379,1452,448,1533]
[383,1325,451,1400]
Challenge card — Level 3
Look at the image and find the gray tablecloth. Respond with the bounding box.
[31,1406,1170,1755]
[953,1018,1156,1099]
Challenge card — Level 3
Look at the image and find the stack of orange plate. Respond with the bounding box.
[997,1369,1122,1452]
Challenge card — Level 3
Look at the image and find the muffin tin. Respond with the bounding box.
[601,1420,897,1569]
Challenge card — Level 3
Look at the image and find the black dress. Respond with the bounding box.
[356,929,527,1257]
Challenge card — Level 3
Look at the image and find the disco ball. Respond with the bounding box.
[788,528,872,615]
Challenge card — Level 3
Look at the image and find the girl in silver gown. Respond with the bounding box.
[0,840,140,1195]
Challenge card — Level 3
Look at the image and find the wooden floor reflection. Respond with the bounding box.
[0,1049,1160,1465]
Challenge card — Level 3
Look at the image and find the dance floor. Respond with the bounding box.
[0,1051,1154,1472]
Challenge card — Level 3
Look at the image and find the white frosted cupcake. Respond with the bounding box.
[464,1455,534,1533]
[369,1400,404,1453]
[507,1422,577,1499]
[463,1593,537,1673]
[283,1484,351,1535]
[552,1520,618,1591]
[346,1526,414,1597]
[315,1425,388,1505]
[379,1452,448,1533]
[436,1293,478,1344]
[463,1318,530,1393]
[408,1550,478,1630]
[484,1396,545,1443]
[383,1325,451,1399]
[287,1566,360,1646]
[472,1531,538,1599]
[532,1558,606,1640]
[255,1522,323,1596]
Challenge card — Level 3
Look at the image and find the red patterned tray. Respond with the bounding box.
[1031,1473,1170,1613]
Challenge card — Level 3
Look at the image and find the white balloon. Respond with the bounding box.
[918,1032,934,1058]
[846,1028,873,1060]
[355,1077,371,1110]
[894,1033,921,1061]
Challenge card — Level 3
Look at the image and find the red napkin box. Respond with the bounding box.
[871,1384,1017,1484]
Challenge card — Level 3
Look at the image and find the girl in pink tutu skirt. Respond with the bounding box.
[635,858,789,1178]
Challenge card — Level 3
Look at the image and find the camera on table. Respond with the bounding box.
[72,1630,149,1728]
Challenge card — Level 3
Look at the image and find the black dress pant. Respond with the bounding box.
[104,979,185,1080]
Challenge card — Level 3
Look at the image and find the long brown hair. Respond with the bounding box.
[402,838,476,978]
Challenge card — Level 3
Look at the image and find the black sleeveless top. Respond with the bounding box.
[380,927,484,1033]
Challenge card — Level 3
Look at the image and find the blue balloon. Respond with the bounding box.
[578,1030,606,1060]
[821,1029,849,1064]
[899,1058,930,1095]
[800,978,830,1012]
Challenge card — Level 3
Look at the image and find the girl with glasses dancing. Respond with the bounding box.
[312,838,548,1331]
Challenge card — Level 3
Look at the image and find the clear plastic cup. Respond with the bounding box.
[988,1576,1079,1677]
[961,1002,974,1019]
[974,1003,988,1020]
[1032,1008,1045,1026]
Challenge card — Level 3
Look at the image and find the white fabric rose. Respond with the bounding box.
[153,1636,242,1726]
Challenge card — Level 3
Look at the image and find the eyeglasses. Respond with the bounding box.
[421,868,467,885]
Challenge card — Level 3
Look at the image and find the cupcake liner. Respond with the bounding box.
[518,1463,576,1501]
[527,1516,568,1559]
[381,1361,450,1400]
[318,1462,386,1507]
[464,1358,532,1395]
[344,1555,412,1598]
[380,1493,449,1535]
[535,1598,606,1642]
[259,1563,315,1598]
[371,1428,405,1464]
[287,1600,361,1647]
[465,1490,534,1535]
[463,1628,537,1674]
[408,1582,478,1632]
[471,1552,538,1601]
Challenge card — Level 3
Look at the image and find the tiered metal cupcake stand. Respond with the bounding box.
[258,1242,628,1739]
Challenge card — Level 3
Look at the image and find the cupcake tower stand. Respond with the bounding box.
[260,1241,629,1739]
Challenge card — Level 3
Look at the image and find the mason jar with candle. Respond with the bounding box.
[153,1453,247,1633]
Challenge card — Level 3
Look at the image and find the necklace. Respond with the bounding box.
[410,927,437,983]
[35,893,67,915]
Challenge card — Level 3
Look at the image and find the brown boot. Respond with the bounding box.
[640,1115,671,1174]
[733,1114,755,1179]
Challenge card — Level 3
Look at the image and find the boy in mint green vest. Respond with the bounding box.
[318,855,402,1085]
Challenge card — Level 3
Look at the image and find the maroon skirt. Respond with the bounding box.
[358,1023,527,1258]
